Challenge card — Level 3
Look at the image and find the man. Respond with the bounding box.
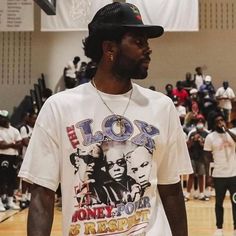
[199,75,215,99]
[194,66,205,90]
[182,72,196,94]
[0,110,22,211]
[185,116,209,201]
[19,2,192,236]
[172,95,186,125]
[64,56,80,89]
[19,111,37,208]
[172,81,189,106]
[204,112,236,236]
[215,81,235,124]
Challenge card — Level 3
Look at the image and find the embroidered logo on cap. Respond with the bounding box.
[129,4,142,21]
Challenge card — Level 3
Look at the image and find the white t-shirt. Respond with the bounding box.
[19,82,192,236]
[175,105,186,117]
[215,87,235,110]
[0,125,22,155]
[19,124,33,157]
[204,131,236,177]
[195,75,204,90]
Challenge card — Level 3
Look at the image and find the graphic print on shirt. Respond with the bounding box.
[66,115,159,236]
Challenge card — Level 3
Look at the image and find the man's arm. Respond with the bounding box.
[225,128,236,142]
[28,184,55,236]
[0,140,22,150]
[157,181,188,236]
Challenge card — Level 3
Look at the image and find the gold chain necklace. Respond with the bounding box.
[92,78,133,134]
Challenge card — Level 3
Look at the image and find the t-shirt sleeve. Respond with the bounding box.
[157,101,193,185]
[13,127,22,142]
[203,134,212,152]
[18,99,60,192]
[20,126,28,139]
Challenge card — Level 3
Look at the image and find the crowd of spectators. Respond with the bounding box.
[164,66,236,202]
[1,64,236,236]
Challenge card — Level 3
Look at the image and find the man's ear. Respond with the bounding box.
[102,41,117,62]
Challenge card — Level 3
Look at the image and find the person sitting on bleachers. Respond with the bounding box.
[165,83,174,99]
[172,81,189,106]
[199,75,215,99]
[185,115,209,201]
[182,72,197,95]
[172,95,186,125]
[64,56,81,89]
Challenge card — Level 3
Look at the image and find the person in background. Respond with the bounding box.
[184,101,202,134]
[230,119,236,134]
[19,2,192,236]
[19,111,37,209]
[185,88,200,112]
[64,56,81,89]
[194,66,205,90]
[185,116,209,201]
[0,110,22,211]
[165,83,174,99]
[182,72,196,95]
[199,75,215,99]
[149,85,156,91]
[215,81,235,125]
[172,81,189,106]
[204,112,236,236]
[172,95,186,125]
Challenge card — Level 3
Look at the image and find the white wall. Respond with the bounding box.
[1,1,236,114]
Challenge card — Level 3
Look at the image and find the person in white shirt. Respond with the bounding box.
[19,2,192,236]
[204,112,236,236]
[19,111,37,208]
[172,95,186,125]
[0,110,22,211]
[215,81,235,123]
[194,66,205,90]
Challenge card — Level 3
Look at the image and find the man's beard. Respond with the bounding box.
[112,51,149,80]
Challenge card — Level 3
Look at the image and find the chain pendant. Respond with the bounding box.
[116,116,125,135]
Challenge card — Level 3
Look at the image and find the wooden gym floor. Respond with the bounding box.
[0,197,234,236]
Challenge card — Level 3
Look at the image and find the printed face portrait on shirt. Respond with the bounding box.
[105,146,127,182]
[73,145,104,182]
[126,146,152,189]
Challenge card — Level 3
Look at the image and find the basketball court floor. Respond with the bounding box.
[0,197,234,236]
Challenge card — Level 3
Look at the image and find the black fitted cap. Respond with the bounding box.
[88,2,164,38]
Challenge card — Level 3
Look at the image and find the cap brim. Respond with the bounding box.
[122,25,164,38]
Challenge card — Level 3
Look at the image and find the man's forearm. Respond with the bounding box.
[158,181,188,236]
[28,184,55,236]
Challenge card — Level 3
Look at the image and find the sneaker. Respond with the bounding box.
[213,229,223,236]
[184,197,190,202]
[7,197,20,210]
[19,200,29,209]
[199,196,210,201]
[0,198,6,212]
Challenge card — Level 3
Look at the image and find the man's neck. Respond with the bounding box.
[92,68,132,95]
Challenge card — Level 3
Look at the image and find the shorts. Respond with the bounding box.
[191,159,206,175]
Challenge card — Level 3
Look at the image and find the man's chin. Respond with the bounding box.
[132,71,148,80]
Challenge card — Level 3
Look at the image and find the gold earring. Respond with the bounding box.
[110,54,113,62]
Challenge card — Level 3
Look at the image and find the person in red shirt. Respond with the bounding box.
[172,81,189,106]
